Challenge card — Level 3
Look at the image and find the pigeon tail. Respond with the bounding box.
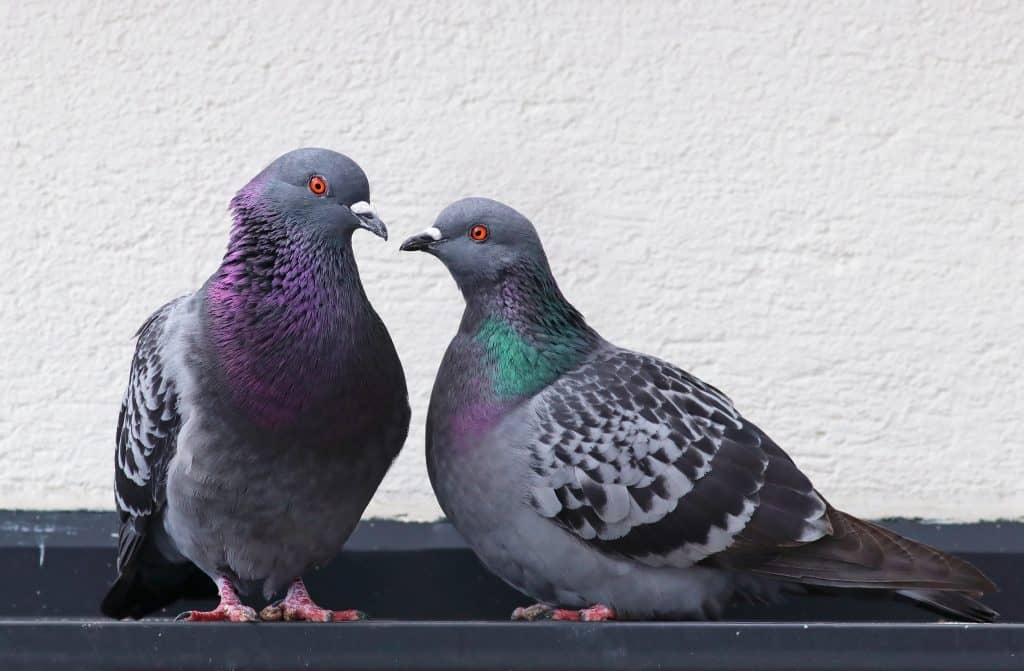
[101,560,212,620]
[749,508,998,621]
[897,588,998,623]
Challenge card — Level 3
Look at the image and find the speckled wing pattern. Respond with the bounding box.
[526,348,832,568]
[113,298,184,573]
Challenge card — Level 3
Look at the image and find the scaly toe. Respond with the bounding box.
[579,604,616,622]
[226,605,259,622]
[281,604,363,622]
[331,609,367,622]
[546,608,582,622]
[289,606,332,622]
[512,603,554,621]
[176,605,258,622]
[259,603,284,621]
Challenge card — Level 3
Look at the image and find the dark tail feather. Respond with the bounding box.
[751,508,998,620]
[898,589,998,623]
[100,573,135,620]
[101,562,211,620]
[104,515,214,619]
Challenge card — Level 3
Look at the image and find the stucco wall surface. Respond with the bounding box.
[1,1,1021,521]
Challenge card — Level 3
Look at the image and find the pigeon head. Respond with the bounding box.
[400,197,550,294]
[404,197,600,398]
[231,147,386,241]
[208,149,396,426]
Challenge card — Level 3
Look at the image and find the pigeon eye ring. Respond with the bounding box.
[470,224,489,242]
[308,175,328,196]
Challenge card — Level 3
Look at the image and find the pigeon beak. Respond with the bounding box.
[350,201,387,240]
[400,227,443,252]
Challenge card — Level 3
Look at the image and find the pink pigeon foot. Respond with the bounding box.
[512,602,617,622]
[259,578,367,622]
[176,576,258,622]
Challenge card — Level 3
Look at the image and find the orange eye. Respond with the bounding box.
[470,224,489,242]
[308,175,328,195]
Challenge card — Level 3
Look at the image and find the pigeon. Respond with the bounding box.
[400,197,997,622]
[101,148,410,622]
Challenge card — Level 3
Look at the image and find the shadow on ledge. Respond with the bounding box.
[0,511,1020,622]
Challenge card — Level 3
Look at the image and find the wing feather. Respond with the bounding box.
[526,348,828,568]
[523,347,996,619]
[113,298,184,573]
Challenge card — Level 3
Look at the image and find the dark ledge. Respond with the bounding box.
[0,511,1021,671]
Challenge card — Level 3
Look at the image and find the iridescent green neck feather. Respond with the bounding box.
[470,261,600,399]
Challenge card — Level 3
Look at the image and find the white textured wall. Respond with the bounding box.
[1,1,1022,521]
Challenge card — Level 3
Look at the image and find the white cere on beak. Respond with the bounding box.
[351,201,375,216]
[424,227,442,240]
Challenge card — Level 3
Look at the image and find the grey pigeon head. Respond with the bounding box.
[233,147,386,240]
[400,197,549,292]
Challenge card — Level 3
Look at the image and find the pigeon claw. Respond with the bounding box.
[175,604,258,623]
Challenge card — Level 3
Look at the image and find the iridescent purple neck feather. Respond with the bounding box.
[205,178,379,430]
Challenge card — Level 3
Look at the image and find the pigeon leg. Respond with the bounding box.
[259,578,366,622]
[175,576,258,622]
[512,603,617,622]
